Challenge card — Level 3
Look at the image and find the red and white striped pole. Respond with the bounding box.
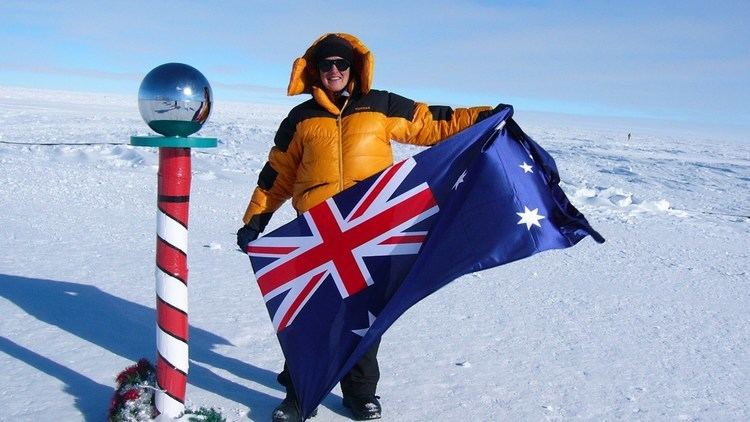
[132,62,217,419]
[154,147,192,416]
[130,138,216,418]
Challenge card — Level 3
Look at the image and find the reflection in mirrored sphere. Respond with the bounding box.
[137,63,213,137]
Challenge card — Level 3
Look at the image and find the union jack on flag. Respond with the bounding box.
[243,106,604,419]
[247,158,439,332]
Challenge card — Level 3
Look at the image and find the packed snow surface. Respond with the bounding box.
[1,86,748,421]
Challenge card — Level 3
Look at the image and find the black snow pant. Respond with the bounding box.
[277,338,381,400]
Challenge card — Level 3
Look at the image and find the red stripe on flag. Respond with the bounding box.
[349,160,406,220]
[278,271,326,331]
[312,204,369,295]
[379,234,426,244]
[247,245,298,255]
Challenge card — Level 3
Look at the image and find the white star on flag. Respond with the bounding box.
[519,162,534,173]
[352,311,377,337]
[452,170,467,190]
[516,206,545,230]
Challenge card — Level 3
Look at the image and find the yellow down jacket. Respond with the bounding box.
[242,33,492,229]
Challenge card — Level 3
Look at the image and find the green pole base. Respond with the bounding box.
[130,135,218,148]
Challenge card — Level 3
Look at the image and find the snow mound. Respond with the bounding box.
[566,184,678,217]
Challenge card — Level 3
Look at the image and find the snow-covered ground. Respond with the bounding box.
[0,85,748,421]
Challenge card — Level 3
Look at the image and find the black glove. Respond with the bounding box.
[236,224,260,251]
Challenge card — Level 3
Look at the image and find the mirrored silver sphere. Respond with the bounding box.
[137,63,213,137]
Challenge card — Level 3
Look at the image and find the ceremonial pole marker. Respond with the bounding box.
[131,63,217,419]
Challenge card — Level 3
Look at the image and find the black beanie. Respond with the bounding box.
[314,35,354,64]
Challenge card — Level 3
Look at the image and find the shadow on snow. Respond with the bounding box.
[0,274,285,420]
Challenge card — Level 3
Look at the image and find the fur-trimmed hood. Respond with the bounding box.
[286,33,374,114]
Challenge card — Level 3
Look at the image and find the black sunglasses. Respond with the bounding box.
[317,58,351,72]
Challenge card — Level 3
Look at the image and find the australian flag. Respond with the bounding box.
[245,106,604,419]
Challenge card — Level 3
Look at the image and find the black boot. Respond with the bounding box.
[271,397,318,422]
[342,395,381,420]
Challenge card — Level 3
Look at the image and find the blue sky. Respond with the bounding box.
[1,0,748,132]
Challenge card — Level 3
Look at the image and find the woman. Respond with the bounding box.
[238,33,501,422]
